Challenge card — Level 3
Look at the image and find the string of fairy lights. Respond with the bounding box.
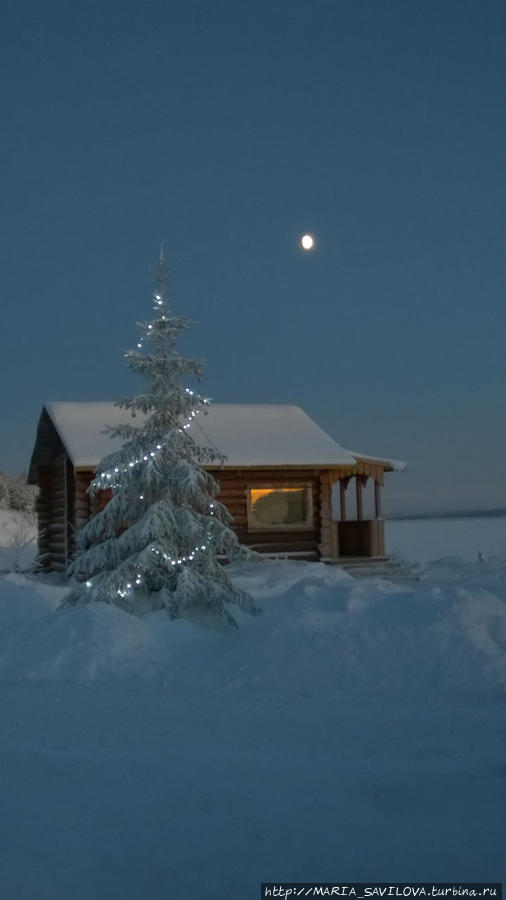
[134,291,169,350]
[95,389,210,488]
[85,288,218,600]
[86,523,216,599]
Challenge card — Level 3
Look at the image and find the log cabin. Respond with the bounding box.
[28,402,406,572]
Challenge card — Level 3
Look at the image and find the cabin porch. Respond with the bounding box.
[318,465,387,562]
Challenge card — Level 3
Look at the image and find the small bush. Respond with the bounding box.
[0,471,37,513]
[0,511,38,572]
[0,473,9,510]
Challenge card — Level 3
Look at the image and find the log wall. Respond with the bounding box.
[72,467,323,559]
[75,471,92,533]
[212,468,321,558]
[35,466,52,567]
[38,464,389,570]
[44,455,75,572]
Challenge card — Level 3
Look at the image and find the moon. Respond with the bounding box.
[301,234,315,250]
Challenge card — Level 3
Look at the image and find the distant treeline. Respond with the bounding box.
[0,472,37,513]
[387,508,506,521]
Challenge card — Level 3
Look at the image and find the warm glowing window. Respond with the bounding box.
[247,485,312,530]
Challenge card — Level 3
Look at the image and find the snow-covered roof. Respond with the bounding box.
[348,450,406,473]
[29,401,406,477]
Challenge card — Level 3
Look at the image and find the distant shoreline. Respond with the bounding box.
[386,509,506,521]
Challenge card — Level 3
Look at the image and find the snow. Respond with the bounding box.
[192,404,356,467]
[42,400,404,469]
[350,450,407,472]
[387,515,506,565]
[44,400,142,468]
[0,514,505,897]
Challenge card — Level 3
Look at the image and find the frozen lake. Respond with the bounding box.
[386,514,506,564]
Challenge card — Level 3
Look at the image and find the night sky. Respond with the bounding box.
[2,0,505,514]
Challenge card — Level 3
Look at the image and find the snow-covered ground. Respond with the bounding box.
[0,517,505,897]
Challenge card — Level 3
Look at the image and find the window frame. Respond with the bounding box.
[246,483,314,532]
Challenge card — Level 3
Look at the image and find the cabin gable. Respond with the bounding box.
[28,409,76,571]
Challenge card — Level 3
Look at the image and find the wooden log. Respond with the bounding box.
[219,503,246,515]
[248,541,318,554]
[217,472,318,485]
[222,507,246,520]
[216,487,247,496]
[245,530,317,544]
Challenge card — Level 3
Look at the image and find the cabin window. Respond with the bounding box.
[247,485,313,531]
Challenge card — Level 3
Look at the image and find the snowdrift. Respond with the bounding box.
[1,559,505,695]
[0,557,505,897]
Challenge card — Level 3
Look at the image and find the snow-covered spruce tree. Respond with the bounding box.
[67,260,259,627]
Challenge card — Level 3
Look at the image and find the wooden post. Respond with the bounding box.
[375,480,382,519]
[355,475,363,521]
[339,478,348,521]
[319,472,334,558]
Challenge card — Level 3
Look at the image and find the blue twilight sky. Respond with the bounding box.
[1,0,505,515]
